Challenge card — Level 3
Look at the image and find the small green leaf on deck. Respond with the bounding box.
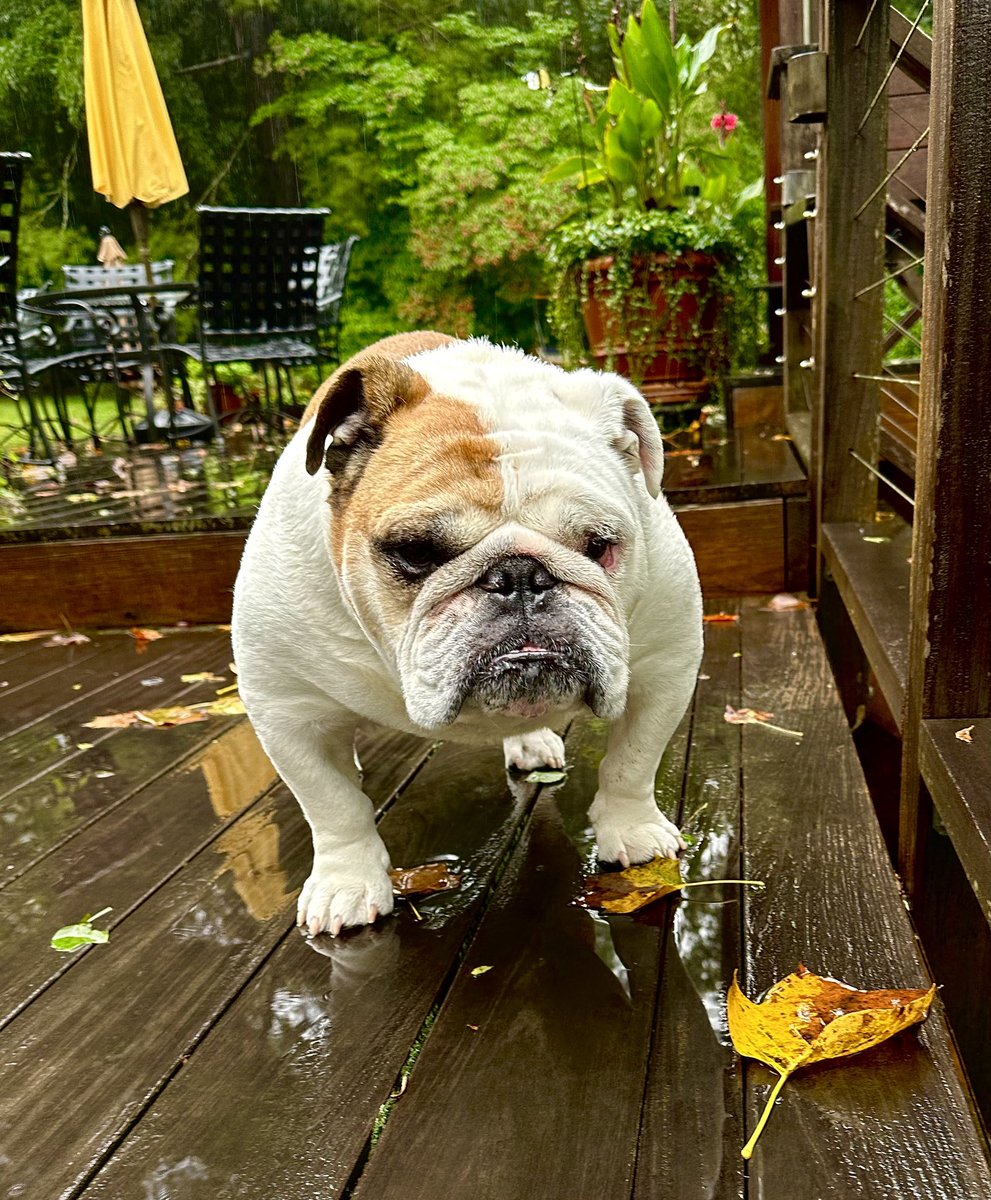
[51,907,113,953]
[862,535,891,544]
[525,769,567,784]
[471,965,494,977]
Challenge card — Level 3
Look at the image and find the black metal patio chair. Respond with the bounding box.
[0,151,69,461]
[170,206,329,427]
[316,235,358,368]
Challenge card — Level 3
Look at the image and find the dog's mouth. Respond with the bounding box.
[455,638,598,720]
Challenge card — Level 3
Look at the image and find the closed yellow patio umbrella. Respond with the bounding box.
[82,0,188,278]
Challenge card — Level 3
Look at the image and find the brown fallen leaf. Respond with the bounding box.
[584,856,763,915]
[130,627,163,654]
[389,862,462,897]
[728,964,936,1159]
[704,612,739,624]
[760,593,810,612]
[724,705,804,739]
[956,725,975,744]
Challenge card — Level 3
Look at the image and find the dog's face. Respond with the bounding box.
[303,339,665,731]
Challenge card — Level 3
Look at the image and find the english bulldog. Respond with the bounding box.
[232,331,703,936]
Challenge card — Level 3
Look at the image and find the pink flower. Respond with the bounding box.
[711,109,739,145]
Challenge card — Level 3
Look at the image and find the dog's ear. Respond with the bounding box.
[305,356,428,476]
[604,375,664,497]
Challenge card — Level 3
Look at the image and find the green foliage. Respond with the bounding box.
[543,0,765,379]
[266,9,585,344]
[0,0,765,363]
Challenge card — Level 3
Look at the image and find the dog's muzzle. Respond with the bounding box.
[456,554,601,719]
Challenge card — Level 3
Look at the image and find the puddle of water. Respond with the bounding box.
[192,721,277,820]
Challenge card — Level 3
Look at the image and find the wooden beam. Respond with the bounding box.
[812,0,888,549]
[901,0,991,892]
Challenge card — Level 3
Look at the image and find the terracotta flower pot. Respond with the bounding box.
[579,251,725,404]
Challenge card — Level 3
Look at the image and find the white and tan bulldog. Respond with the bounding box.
[232,332,703,936]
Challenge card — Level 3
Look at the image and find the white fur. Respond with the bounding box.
[232,339,702,935]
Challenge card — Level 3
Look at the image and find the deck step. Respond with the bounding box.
[822,518,912,722]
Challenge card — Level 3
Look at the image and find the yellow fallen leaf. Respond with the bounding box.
[76,742,94,751]
[192,694,246,717]
[584,856,763,914]
[728,965,936,1159]
[84,706,209,729]
[956,725,975,744]
[180,672,226,684]
[0,630,57,642]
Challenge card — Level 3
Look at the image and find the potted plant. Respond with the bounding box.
[544,0,762,408]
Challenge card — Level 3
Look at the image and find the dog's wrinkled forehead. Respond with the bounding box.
[303,336,663,554]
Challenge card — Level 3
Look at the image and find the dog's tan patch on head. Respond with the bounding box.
[334,391,502,566]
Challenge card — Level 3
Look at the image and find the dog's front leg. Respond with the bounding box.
[589,669,696,867]
[250,706,393,936]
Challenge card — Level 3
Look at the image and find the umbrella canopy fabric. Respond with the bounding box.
[82,0,188,210]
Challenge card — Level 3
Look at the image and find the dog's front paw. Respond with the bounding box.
[503,728,566,772]
[297,837,394,937]
[589,794,685,868]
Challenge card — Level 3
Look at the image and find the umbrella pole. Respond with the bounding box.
[129,200,154,285]
[128,200,158,428]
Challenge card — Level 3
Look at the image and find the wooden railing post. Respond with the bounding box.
[812,0,888,561]
[900,0,991,895]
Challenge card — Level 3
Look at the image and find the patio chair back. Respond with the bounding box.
[0,152,31,335]
[196,206,328,341]
[316,235,358,365]
[62,260,175,290]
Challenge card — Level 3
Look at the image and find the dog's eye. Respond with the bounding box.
[585,534,617,563]
[381,537,451,581]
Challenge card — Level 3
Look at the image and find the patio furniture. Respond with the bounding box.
[62,259,175,289]
[0,151,71,461]
[170,205,329,426]
[315,235,358,367]
[22,281,209,447]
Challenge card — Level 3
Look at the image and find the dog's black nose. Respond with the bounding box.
[477,555,558,604]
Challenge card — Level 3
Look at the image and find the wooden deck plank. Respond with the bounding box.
[0,637,115,700]
[738,599,991,1198]
[634,601,745,1200]
[0,631,231,801]
[0,533,247,631]
[821,519,911,723]
[352,716,691,1200]
[76,742,539,1200]
[0,721,276,1027]
[1,709,238,887]
[919,718,991,923]
[0,629,192,740]
[0,725,431,1200]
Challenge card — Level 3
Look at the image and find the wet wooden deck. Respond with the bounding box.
[1,603,987,1200]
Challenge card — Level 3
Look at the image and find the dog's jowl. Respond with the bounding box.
[232,332,703,935]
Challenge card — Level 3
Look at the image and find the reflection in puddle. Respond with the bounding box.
[673,820,738,1044]
[193,722,277,820]
[589,912,631,998]
[214,805,292,922]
